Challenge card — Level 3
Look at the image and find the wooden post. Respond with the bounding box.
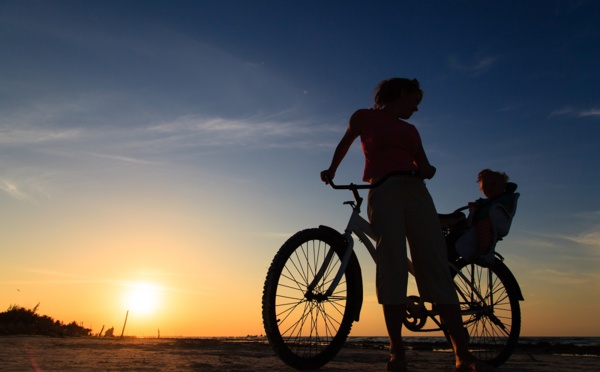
[98,325,105,337]
[120,310,129,338]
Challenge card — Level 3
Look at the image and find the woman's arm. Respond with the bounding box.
[320,114,361,183]
[414,143,437,179]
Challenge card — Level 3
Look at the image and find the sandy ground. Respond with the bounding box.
[0,336,598,372]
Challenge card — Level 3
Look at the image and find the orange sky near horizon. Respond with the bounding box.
[3,229,599,339]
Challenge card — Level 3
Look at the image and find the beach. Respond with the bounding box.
[0,336,598,372]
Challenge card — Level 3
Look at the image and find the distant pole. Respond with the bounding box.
[120,310,129,338]
[99,325,105,337]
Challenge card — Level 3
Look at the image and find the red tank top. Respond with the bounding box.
[355,109,421,182]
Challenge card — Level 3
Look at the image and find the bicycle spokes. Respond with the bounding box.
[263,229,360,369]
[451,260,521,366]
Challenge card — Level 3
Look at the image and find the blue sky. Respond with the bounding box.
[1,0,599,337]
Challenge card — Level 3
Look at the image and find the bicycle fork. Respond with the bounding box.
[305,209,367,301]
[305,232,355,301]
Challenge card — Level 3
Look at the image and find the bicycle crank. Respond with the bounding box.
[403,295,428,331]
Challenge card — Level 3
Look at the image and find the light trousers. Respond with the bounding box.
[367,177,458,305]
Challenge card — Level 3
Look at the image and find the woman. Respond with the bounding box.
[320,78,492,372]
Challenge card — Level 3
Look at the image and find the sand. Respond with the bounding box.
[0,336,598,371]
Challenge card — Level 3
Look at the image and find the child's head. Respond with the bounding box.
[477,169,509,198]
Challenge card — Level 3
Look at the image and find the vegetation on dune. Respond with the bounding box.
[0,303,91,337]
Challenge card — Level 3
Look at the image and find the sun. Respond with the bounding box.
[124,282,160,315]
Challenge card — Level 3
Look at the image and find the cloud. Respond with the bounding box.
[548,106,574,118]
[513,235,558,249]
[579,108,600,117]
[516,225,600,261]
[0,109,337,204]
[548,106,600,118]
[540,230,600,249]
[531,268,600,286]
[471,56,498,73]
[82,151,159,166]
[0,168,55,203]
[560,211,600,248]
[146,114,337,151]
[565,231,600,247]
[447,54,500,76]
[0,126,81,146]
[0,179,32,202]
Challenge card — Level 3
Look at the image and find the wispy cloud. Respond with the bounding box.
[534,230,600,250]
[563,231,600,247]
[0,171,54,203]
[548,106,600,118]
[517,225,600,258]
[447,54,500,76]
[0,179,32,202]
[84,151,158,165]
[531,268,600,286]
[556,211,600,249]
[0,110,337,204]
[547,106,574,118]
[0,125,81,145]
[147,114,337,151]
[579,108,600,117]
[470,56,499,74]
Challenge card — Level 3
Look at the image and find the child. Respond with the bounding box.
[471,169,511,258]
[457,169,518,262]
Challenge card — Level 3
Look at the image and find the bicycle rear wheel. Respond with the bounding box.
[451,258,522,367]
[262,228,361,370]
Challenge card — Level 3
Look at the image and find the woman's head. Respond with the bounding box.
[373,78,423,110]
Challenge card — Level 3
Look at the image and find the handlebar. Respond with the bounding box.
[323,171,420,212]
[324,171,470,216]
[324,170,420,190]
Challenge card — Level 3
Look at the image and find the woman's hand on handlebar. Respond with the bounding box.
[320,169,335,184]
[419,165,436,180]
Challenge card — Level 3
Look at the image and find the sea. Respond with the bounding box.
[344,336,600,348]
[228,335,600,357]
[342,336,600,358]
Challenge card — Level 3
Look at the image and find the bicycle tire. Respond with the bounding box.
[262,228,361,370]
[450,258,521,367]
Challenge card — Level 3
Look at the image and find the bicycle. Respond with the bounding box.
[262,172,524,370]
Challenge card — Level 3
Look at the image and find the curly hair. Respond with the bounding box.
[477,169,509,183]
[373,78,423,109]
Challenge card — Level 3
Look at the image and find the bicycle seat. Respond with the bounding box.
[438,211,467,229]
[438,211,466,220]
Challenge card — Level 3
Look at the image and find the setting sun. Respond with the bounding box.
[124,282,161,315]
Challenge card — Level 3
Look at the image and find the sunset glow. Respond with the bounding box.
[124,282,161,316]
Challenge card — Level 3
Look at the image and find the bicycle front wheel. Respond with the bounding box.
[451,258,522,367]
[262,228,361,370]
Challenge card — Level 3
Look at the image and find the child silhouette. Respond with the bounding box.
[456,169,519,263]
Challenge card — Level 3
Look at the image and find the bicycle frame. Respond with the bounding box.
[309,174,491,333]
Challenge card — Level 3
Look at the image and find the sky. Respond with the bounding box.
[1,0,599,338]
